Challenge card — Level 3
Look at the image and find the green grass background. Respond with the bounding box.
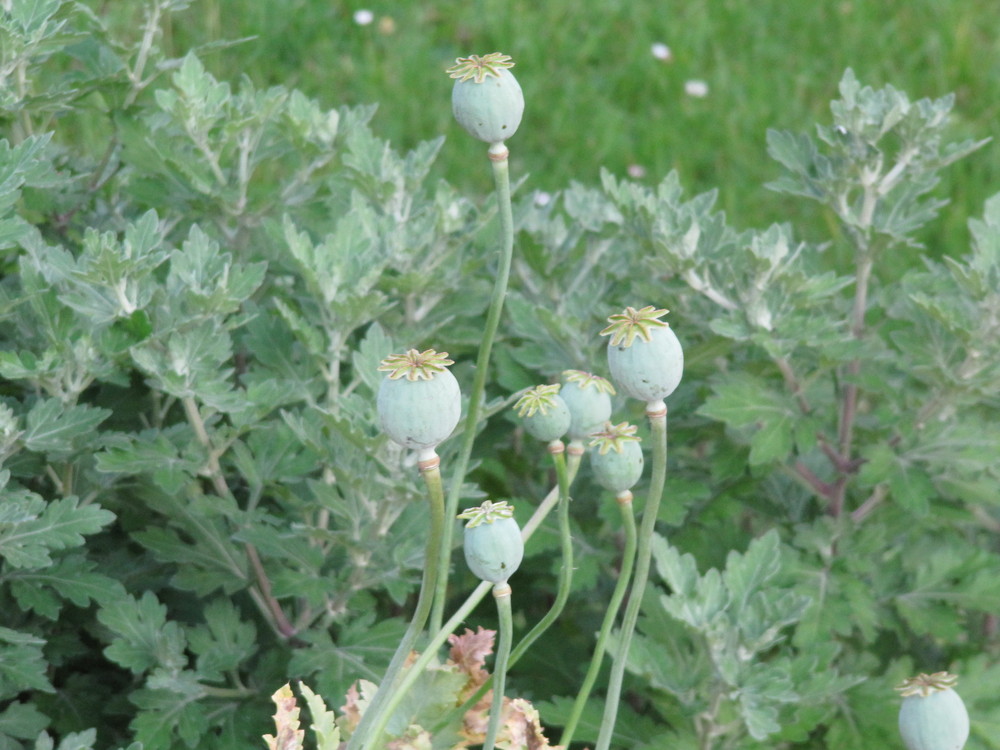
[115,0,1000,251]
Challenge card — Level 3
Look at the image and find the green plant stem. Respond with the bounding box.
[594,403,668,750]
[433,144,516,634]
[559,491,638,747]
[429,448,585,736]
[507,444,572,662]
[363,577,492,750]
[348,456,446,750]
[483,582,514,750]
[361,459,564,749]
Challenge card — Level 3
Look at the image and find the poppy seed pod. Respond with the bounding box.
[560,370,615,441]
[589,422,644,493]
[458,500,524,585]
[514,384,571,443]
[601,306,684,406]
[897,673,969,750]
[376,349,461,457]
[447,53,524,146]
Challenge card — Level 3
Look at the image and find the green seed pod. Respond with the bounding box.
[560,370,615,441]
[514,384,571,443]
[377,349,461,456]
[601,306,683,406]
[897,673,969,750]
[447,53,524,145]
[590,422,644,493]
[458,500,524,585]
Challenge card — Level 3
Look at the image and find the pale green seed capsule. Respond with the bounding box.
[560,370,615,441]
[897,673,969,750]
[448,53,524,145]
[376,349,461,456]
[459,501,524,585]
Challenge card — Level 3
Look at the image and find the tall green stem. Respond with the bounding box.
[508,444,572,661]
[483,582,514,750]
[433,144,516,633]
[560,491,638,747]
[363,578,492,750]
[349,455,445,750]
[595,404,668,750]
[429,448,584,735]
[363,453,577,748]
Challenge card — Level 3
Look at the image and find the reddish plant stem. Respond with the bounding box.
[831,252,874,517]
[183,396,298,640]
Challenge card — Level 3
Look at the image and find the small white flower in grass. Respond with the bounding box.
[353,9,374,26]
[627,164,646,179]
[651,42,672,62]
[533,191,552,207]
[684,79,709,98]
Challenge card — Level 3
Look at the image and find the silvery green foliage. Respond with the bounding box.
[3,6,1000,748]
[0,3,491,747]
[506,70,1000,750]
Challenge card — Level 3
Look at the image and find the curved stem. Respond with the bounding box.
[361,453,575,748]
[483,582,514,750]
[560,491,638,747]
[507,444,572,662]
[363,579,492,750]
[349,455,446,750]
[429,450,585,735]
[595,404,668,750]
[433,145,516,634]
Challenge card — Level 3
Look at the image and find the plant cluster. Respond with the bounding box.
[0,2,998,750]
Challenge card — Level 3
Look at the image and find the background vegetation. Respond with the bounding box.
[137,0,1000,249]
[1,1,999,749]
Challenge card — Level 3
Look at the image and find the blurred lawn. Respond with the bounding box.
[120,0,1000,251]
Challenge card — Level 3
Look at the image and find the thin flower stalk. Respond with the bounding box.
[508,444,573,661]
[364,461,569,749]
[430,451,583,734]
[595,404,668,750]
[348,456,446,750]
[560,489,638,746]
[482,582,514,750]
[434,143,517,633]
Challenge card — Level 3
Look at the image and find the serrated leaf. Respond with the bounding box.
[298,682,340,750]
[131,682,209,750]
[385,667,466,738]
[651,535,727,629]
[263,684,303,750]
[98,591,187,674]
[167,224,266,314]
[722,529,782,616]
[0,628,52,699]
[40,729,98,750]
[738,663,796,740]
[22,400,111,457]
[0,700,48,741]
[651,534,700,597]
[0,496,115,569]
[96,430,199,494]
[895,544,1000,639]
[698,374,796,466]
[9,553,125,617]
[352,322,394,395]
[188,599,257,679]
[288,616,408,701]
